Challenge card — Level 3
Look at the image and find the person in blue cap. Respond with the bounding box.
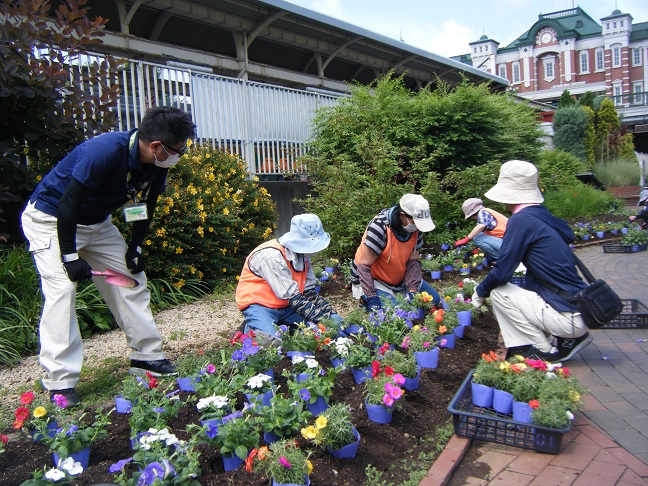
[21,106,196,406]
[235,213,343,348]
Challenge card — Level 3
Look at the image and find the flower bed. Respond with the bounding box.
[0,306,502,485]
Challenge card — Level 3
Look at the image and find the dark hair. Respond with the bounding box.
[138,106,196,145]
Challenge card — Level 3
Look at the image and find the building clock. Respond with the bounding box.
[537,27,556,45]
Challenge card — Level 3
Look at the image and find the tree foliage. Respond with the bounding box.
[0,0,123,241]
[553,107,588,161]
[558,90,576,108]
[300,74,544,259]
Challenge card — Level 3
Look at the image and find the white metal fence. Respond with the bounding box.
[111,59,341,177]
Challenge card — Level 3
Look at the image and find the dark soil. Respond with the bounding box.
[0,268,505,486]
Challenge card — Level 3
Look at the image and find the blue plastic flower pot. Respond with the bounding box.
[263,368,275,383]
[430,270,442,280]
[436,332,456,349]
[492,389,513,415]
[596,231,605,238]
[454,324,465,339]
[295,372,310,383]
[31,420,58,443]
[441,243,450,251]
[330,357,346,368]
[115,395,133,414]
[471,382,494,408]
[52,447,90,470]
[443,264,454,272]
[621,227,629,234]
[414,348,439,369]
[286,351,314,359]
[327,426,360,459]
[512,401,533,423]
[324,266,335,274]
[459,267,470,275]
[402,366,421,391]
[457,310,472,327]
[222,452,245,471]
[264,431,281,444]
[366,402,393,424]
[307,396,329,416]
[245,389,273,408]
[351,366,372,384]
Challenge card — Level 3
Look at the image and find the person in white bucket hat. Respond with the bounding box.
[235,213,343,347]
[350,194,441,311]
[472,160,592,363]
[628,189,648,229]
[453,197,508,260]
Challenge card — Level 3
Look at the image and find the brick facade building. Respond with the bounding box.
[454,7,648,150]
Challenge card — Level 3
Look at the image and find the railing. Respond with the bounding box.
[38,53,342,177]
[610,91,648,108]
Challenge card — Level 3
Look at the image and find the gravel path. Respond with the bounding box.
[0,287,357,416]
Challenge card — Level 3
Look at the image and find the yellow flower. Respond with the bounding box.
[197,226,204,237]
[156,228,166,237]
[315,416,328,429]
[301,426,318,439]
[172,279,185,289]
[33,406,47,418]
[145,239,152,246]
[222,267,227,272]
[186,138,193,147]
[209,227,214,232]
[413,325,421,331]
[306,460,313,475]
[175,247,183,254]
[205,153,211,158]
[223,208,230,215]
[569,390,581,402]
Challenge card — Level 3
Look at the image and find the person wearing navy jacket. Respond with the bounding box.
[21,106,196,405]
[472,160,592,364]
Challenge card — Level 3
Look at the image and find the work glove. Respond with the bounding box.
[454,237,470,248]
[63,258,93,282]
[125,246,145,274]
[471,291,485,308]
[365,296,382,312]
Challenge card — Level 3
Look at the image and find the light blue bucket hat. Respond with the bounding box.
[277,214,330,254]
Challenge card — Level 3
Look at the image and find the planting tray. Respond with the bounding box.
[602,243,647,253]
[601,299,648,329]
[448,370,570,454]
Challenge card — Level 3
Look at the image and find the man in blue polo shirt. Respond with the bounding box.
[21,106,196,405]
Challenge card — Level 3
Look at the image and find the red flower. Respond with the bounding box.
[384,366,394,376]
[371,360,381,378]
[560,366,571,377]
[458,282,464,288]
[14,407,29,422]
[0,434,7,445]
[528,399,540,409]
[12,420,24,430]
[20,392,34,405]
[145,371,159,389]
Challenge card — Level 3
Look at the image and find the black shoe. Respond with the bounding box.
[129,359,177,377]
[505,345,530,360]
[49,388,79,407]
[510,345,561,364]
[556,333,593,362]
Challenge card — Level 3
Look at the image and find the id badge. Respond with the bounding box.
[123,203,149,223]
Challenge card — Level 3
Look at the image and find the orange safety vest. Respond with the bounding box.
[355,224,417,286]
[236,240,308,311]
[483,208,508,238]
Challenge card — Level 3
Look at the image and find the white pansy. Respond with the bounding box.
[566,410,575,420]
[45,468,66,481]
[247,373,271,389]
[306,358,319,368]
[545,372,556,379]
[197,395,229,410]
[61,457,83,476]
[292,355,305,365]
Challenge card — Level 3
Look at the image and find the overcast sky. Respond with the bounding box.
[284,0,648,58]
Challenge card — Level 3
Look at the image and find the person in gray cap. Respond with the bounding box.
[472,160,592,363]
[235,213,343,347]
[628,189,648,229]
[350,194,441,311]
[454,198,508,260]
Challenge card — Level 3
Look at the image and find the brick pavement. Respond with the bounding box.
[420,242,648,485]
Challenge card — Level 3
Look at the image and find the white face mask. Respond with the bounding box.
[154,152,181,169]
[403,223,418,233]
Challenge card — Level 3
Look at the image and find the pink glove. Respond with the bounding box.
[454,237,470,248]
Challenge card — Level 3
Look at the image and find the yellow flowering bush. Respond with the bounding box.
[119,144,276,287]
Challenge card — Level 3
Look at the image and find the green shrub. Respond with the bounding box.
[543,183,619,219]
[301,75,543,260]
[118,143,277,288]
[593,159,641,187]
[536,149,588,193]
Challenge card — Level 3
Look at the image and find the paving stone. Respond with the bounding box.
[573,424,618,449]
[529,465,579,486]
[604,401,646,420]
[620,392,648,411]
[571,460,626,486]
[583,410,630,431]
[549,442,600,471]
[622,372,648,387]
[506,451,555,476]
[607,429,648,455]
[491,470,534,485]
[619,468,648,485]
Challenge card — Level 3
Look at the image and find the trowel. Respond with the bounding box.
[91,267,139,288]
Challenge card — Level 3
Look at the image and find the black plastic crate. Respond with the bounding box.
[447,371,570,454]
[603,243,647,253]
[601,299,648,329]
